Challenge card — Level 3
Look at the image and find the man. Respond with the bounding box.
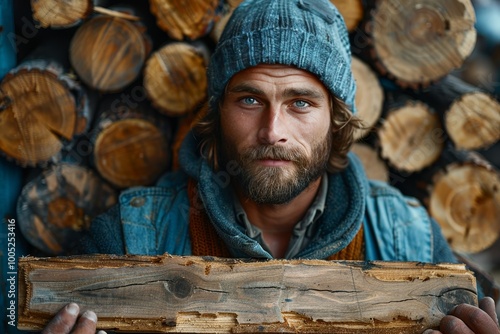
[41,0,499,333]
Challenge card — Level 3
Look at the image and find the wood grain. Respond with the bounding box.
[18,255,477,333]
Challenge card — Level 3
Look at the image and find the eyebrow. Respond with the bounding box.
[227,83,326,100]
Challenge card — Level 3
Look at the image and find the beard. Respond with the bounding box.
[220,133,332,205]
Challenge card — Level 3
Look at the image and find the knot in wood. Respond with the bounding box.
[168,277,193,299]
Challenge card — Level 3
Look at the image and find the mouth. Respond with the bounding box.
[256,158,292,167]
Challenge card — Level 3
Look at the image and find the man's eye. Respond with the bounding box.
[293,100,310,108]
[241,97,258,105]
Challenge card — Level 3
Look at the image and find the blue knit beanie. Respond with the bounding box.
[207,0,357,114]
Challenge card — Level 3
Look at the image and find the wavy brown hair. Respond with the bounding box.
[194,94,364,174]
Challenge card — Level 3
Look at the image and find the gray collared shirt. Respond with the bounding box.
[232,173,328,258]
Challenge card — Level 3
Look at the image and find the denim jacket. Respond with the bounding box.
[81,133,457,264]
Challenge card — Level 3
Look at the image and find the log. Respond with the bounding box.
[16,163,117,255]
[414,75,500,150]
[31,0,94,28]
[0,59,90,167]
[351,56,384,140]
[17,255,478,333]
[69,15,150,92]
[330,0,364,32]
[144,42,209,116]
[91,96,172,188]
[366,0,476,89]
[377,96,444,173]
[428,151,500,254]
[351,143,388,182]
[149,0,224,40]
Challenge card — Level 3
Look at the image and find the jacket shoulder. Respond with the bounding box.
[364,180,433,262]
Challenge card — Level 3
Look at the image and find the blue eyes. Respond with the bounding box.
[240,97,310,109]
[293,100,309,108]
[242,97,258,105]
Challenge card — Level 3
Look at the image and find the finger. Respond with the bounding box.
[479,297,499,327]
[422,329,442,334]
[439,315,475,334]
[41,303,80,334]
[70,310,98,334]
[448,303,499,333]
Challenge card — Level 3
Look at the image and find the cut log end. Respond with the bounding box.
[331,0,364,32]
[430,163,500,253]
[371,0,476,87]
[351,143,388,182]
[94,118,170,188]
[0,69,76,166]
[16,164,117,255]
[352,56,384,139]
[144,43,208,116]
[446,93,500,150]
[149,0,221,40]
[70,16,147,92]
[31,0,93,28]
[378,101,444,173]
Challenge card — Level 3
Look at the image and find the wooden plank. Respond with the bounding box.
[18,255,478,333]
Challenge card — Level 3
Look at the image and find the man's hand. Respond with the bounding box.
[41,303,106,334]
[423,297,499,334]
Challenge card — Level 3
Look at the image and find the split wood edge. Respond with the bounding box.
[18,254,478,333]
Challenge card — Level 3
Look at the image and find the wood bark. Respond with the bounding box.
[428,149,500,254]
[365,0,476,89]
[414,75,500,151]
[91,96,172,188]
[149,0,224,40]
[18,255,478,333]
[377,95,444,173]
[69,15,150,92]
[0,58,91,167]
[352,56,384,140]
[16,163,117,255]
[144,42,209,116]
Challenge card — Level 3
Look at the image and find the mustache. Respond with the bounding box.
[241,145,305,162]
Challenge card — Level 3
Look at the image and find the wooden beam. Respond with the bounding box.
[18,255,478,333]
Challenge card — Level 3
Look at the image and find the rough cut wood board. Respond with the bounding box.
[18,255,478,333]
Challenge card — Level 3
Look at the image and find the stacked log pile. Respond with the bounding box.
[2,0,499,295]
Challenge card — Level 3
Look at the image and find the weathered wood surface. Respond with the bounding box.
[367,0,476,88]
[18,255,478,333]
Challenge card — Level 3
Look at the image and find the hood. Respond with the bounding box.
[178,130,369,259]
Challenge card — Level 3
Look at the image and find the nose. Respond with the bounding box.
[257,105,287,145]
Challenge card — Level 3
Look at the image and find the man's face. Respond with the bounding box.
[219,64,332,204]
